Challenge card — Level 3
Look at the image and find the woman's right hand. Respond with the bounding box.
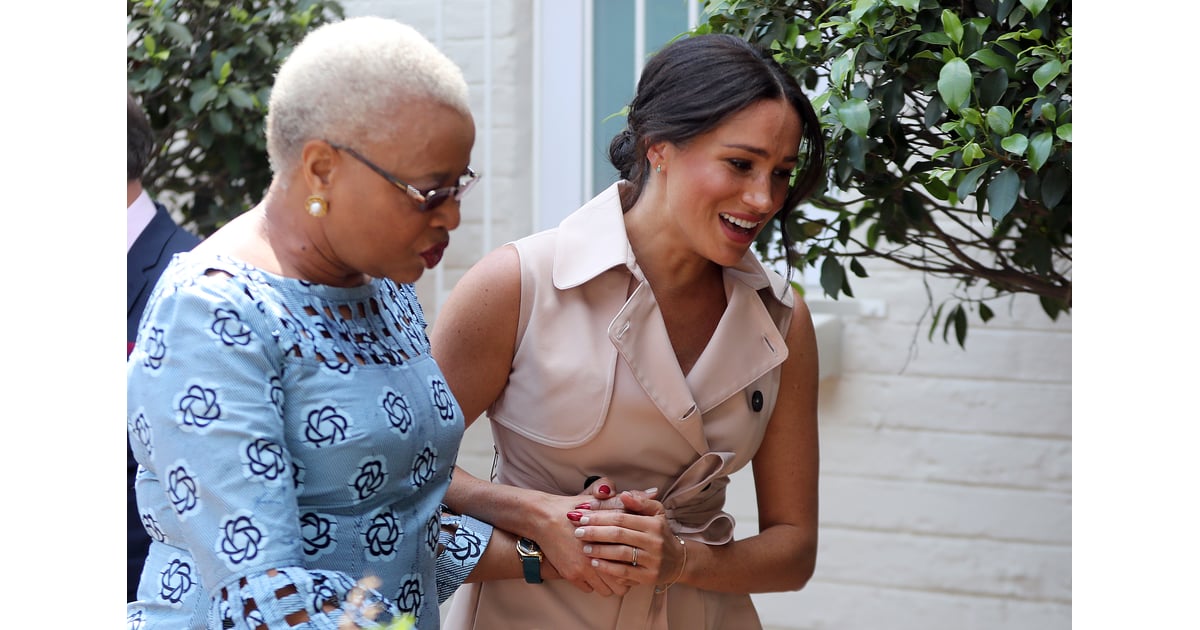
[535,476,651,596]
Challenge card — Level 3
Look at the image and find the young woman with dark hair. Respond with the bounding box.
[435,33,826,629]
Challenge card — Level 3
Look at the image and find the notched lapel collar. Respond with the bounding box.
[609,280,711,455]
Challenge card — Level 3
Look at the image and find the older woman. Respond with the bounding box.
[127,17,487,629]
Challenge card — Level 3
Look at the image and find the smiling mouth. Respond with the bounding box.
[720,212,760,233]
[421,241,448,268]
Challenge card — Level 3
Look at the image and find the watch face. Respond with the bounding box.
[519,537,541,556]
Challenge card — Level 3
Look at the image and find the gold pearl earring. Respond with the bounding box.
[306,195,328,217]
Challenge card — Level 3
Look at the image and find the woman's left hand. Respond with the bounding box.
[571,491,684,587]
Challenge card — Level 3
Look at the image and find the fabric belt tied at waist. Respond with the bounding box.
[615,451,740,629]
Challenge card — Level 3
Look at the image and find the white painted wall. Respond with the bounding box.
[339,2,1072,628]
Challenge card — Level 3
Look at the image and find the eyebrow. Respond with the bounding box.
[723,143,799,164]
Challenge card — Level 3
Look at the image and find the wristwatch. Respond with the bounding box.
[516,537,544,584]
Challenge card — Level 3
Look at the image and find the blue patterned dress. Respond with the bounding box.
[127,252,477,629]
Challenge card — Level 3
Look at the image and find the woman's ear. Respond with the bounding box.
[645,141,671,170]
[299,140,337,194]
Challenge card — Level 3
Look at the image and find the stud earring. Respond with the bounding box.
[656,163,663,173]
[306,195,328,217]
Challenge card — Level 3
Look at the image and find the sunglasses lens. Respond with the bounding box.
[421,190,451,212]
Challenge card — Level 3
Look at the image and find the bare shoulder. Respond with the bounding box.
[433,244,522,334]
[782,287,819,368]
[430,244,523,423]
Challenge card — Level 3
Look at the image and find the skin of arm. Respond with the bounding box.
[577,290,821,593]
[430,244,629,596]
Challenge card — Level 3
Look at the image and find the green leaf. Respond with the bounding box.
[937,58,973,113]
[831,49,854,90]
[986,167,1020,220]
[142,67,164,92]
[941,10,963,46]
[210,109,234,135]
[961,142,984,166]
[820,256,845,299]
[162,20,193,47]
[1056,123,1072,142]
[979,302,994,322]
[956,163,989,200]
[189,80,218,114]
[986,106,1013,136]
[849,258,868,278]
[929,302,945,341]
[888,0,919,11]
[837,99,871,137]
[968,48,1014,73]
[1041,163,1069,208]
[952,304,968,347]
[1028,131,1054,172]
[226,85,256,110]
[1033,59,1062,91]
[1001,133,1028,155]
[917,32,952,46]
[1019,0,1048,18]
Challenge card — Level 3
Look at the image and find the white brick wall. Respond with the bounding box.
[338,3,1072,628]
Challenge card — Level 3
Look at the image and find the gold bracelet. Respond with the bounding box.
[654,535,687,594]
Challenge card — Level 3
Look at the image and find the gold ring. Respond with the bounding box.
[632,547,638,566]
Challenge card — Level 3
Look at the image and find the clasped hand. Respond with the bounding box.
[538,478,683,596]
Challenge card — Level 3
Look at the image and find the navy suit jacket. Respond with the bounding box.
[126,201,200,601]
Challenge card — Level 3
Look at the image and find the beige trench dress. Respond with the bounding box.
[443,183,794,630]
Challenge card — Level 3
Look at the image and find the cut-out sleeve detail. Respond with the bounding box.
[436,510,494,603]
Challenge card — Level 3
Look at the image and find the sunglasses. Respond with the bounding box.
[326,141,479,212]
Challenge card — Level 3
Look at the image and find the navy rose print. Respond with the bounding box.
[268,375,284,417]
[217,512,265,567]
[292,459,306,491]
[446,525,485,563]
[394,574,424,624]
[177,384,221,431]
[126,608,144,630]
[381,389,414,436]
[363,508,403,561]
[411,442,437,489]
[242,437,287,485]
[304,404,349,447]
[130,410,152,457]
[300,512,337,558]
[429,377,458,425]
[142,327,167,370]
[166,462,200,518]
[211,307,252,346]
[141,511,165,543]
[158,556,195,607]
[425,512,439,556]
[349,456,388,502]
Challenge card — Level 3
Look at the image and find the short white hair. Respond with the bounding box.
[266,16,470,176]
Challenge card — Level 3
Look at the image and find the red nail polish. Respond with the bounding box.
[575,502,592,510]
[599,484,612,495]
[567,511,583,522]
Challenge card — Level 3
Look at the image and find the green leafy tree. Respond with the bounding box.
[127,0,345,236]
[698,0,1070,345]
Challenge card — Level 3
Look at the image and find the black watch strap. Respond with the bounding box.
[517,537,543,584]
